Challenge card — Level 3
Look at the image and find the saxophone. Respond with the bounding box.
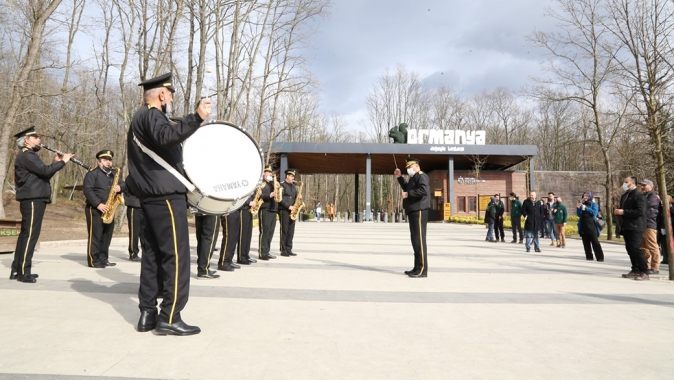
[101,168,124,224]
[249,182,266,216]
[273,174,283,202]
[289,181,305,221]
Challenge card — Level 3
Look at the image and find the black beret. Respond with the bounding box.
[138,72,175,92]
[14,126,39,139]
[96,150,114,159]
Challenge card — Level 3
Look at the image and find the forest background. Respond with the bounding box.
[2,0,674,252]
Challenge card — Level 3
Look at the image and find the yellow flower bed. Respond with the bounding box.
[447,215,578,236]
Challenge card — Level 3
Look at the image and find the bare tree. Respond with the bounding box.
[529,0,621,239]
[605,0,674,276]
[0,0,64,218]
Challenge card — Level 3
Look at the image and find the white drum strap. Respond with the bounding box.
[132,133,196,192]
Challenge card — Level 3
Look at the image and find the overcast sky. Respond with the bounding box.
[304,0,557,130]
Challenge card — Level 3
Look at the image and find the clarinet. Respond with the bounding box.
[39,144,91,170]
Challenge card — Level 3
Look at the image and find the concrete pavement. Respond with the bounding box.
[1,221,673,379]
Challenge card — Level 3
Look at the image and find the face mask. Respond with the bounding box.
[622,183,630,191]
[265,175,272,182]
[407,168,415,176]
[161,101,173,117]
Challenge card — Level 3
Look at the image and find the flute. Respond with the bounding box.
[40,144,91,170]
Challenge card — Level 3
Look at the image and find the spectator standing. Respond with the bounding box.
[510,193,523,244]
[639,180,660,274]
[484,197,497,242]
[614,176,649,280]
[315,202,322,222]
[540,198,549,238]
[493,194,505,242]
[545,193,558,246]
[553,196,568,248]
[522,191,543,253]
[576,191,604,261]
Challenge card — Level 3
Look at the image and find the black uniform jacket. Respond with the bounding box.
[240,192,256,211]
[126,104,204,200]
[397,171,430,213]
[14,148,65,202]
[279,182,298,211]
[123,175,141,208]
[619,189,647,232]
[259,180,278,212]
[83,167,126,208]
[522,198,543,231]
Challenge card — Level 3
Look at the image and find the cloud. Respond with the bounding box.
[305,0,557,130]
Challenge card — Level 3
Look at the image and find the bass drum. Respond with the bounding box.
[182,120,263,215]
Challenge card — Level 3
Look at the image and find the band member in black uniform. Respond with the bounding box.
[258,167,278,260]
[124,176,144,262]
[83,150,124,268]
[279,169,300,257]
[127,72,212,336]
[10,126,72,283]
[194,212,221,279]
[394,158,430,278]
[219,192,258,270]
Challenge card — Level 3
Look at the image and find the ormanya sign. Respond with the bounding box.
[407,129,486,145]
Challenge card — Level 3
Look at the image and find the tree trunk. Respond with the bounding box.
[0,0,64,218]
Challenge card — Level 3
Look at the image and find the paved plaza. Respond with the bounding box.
[1,221,673,379]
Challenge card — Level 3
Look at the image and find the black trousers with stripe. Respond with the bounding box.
[138,196,191,324]
[220,209,253,264]
[279,209,296,254]
[238,209,253,261]
[195,214,220,274]
[220,211,239,265]
[127,206,145,258]
[407,209,429,275]
[258,209,277,257]
[11,200,47,276]
[86,205,115,266]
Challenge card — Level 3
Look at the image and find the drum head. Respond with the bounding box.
[183,121,263,201]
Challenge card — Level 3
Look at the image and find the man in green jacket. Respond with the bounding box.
[510,192,523,243]
[553,196,568,247]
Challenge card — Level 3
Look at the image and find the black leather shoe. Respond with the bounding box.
[408,272,427,278]
[268,254,277,259]
[129,256,141,262]
[246,258,257,263]
[230,263,241,269]
[217,263,236,271]
[534,248,541,253]
[646,269,659,275]
[197,272,221,280]
[258,255,270,261]
[511,240,517,243]
[208,270,217,275]
[89,263,106,268]
[104,260,117,267]
[10,272,39,280]
[137,309,157,332]
[17,274,37,283]
[280,253,290,257]
[236,260,252,265]
[155,320,201,336]
[287,252,297,256]
[404,269,417,275]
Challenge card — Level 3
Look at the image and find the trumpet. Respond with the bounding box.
[40,144,91,170]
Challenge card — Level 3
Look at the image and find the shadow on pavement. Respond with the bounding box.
[62,253,141,328]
